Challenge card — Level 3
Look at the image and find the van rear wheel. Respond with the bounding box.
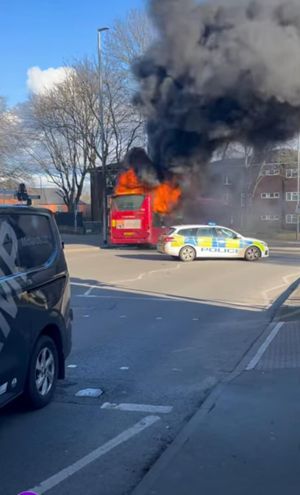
[26,335,58,409]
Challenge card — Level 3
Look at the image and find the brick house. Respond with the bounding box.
[209,153,299,232]
[90,163,120,222]
[251,162,299,231]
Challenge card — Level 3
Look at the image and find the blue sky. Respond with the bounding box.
[1,0,145,106]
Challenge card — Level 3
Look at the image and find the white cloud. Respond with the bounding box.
[27,66,73,95]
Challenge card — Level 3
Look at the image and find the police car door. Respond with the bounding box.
[212,227,241,258]
[0,216,29,405]
[196,227,216,257]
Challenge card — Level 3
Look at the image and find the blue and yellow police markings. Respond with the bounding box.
[171,234,242,255]
[198,237,241,255]
[170,234,267,256]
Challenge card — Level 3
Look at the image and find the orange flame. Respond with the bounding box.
[115,169,181,215]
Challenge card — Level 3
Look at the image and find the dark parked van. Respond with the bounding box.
[0,207,72,408]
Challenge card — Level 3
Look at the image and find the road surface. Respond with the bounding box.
[1,242,299,495]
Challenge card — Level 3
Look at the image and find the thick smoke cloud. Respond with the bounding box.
[133,0,300,178]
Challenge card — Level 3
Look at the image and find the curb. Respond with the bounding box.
[131,279,300,495]
[131,319,275,495]
[267,277,300,321]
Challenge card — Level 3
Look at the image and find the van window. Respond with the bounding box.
[0,214,55,275]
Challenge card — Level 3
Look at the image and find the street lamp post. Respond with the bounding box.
[97,27,109,246]
[297,133,300,241]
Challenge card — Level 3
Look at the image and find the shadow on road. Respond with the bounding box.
[70,277,263,310]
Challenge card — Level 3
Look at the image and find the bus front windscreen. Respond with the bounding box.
[112,195,145,212]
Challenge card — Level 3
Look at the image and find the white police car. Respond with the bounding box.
[158,224,269,262]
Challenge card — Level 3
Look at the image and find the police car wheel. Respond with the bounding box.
[179,246,196,262]
[245,246,261,262]
[26,335,58,409]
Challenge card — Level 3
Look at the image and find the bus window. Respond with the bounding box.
[112,195,145,211]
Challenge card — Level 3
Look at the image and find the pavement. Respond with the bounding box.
[133,281,300,495]
[1,241,300,495]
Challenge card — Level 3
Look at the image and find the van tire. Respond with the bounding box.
[25,335,58,409]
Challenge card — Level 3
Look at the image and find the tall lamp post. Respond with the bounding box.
[296,133,300,240]
[97,27,109,246]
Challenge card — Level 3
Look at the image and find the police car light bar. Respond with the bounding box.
[208,222,217,226]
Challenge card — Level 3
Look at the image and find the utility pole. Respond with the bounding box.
[97,27,109,246]
[297,133,300,240]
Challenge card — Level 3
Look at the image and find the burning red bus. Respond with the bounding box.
[110,193,167,246]
[109,168,181,246]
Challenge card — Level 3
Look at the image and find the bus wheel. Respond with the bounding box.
[179,246,196,262]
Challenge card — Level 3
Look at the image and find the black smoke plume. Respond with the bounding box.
[133,0,300,178]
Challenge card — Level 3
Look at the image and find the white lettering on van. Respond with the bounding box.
[0,221,27,351]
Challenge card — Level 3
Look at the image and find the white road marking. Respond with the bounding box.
[261,272,300,306]
[172,346,195,353]
[155,316,163,320]
[246,322,284,371]
[120,367,130,371]
[120,315,127,319]
[101,402,173,414]
[84,286,93,296]
[29,416,160,495]
[111,263,181,285]
[76,295,169,301]
[75,388,104,398]
[67,365,78,369]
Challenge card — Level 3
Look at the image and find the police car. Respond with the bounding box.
[157,225,269,262]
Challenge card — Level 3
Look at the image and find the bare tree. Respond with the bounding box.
[106,9,154,78]
[23,56,145,212]
[0,97,28,184]
[23,69,97,212]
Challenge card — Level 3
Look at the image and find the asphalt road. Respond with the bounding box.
[1,242,299,495]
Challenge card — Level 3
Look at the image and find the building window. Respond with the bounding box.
[286,192,300,201]
[262,168,280,176]
[261,215,280,221]
[286,169,298,179]
[286,214,298,224]
[261,192,280,199]
[224,176,232,186]
[224,191,230,205]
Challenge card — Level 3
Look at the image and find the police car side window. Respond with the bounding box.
[197,228,213,237]
[212,228,235,238]
[220,228,235,238]
[177,228,198,237]
[0,214,55,274]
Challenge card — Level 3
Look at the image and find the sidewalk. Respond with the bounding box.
[133,285,300,495]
